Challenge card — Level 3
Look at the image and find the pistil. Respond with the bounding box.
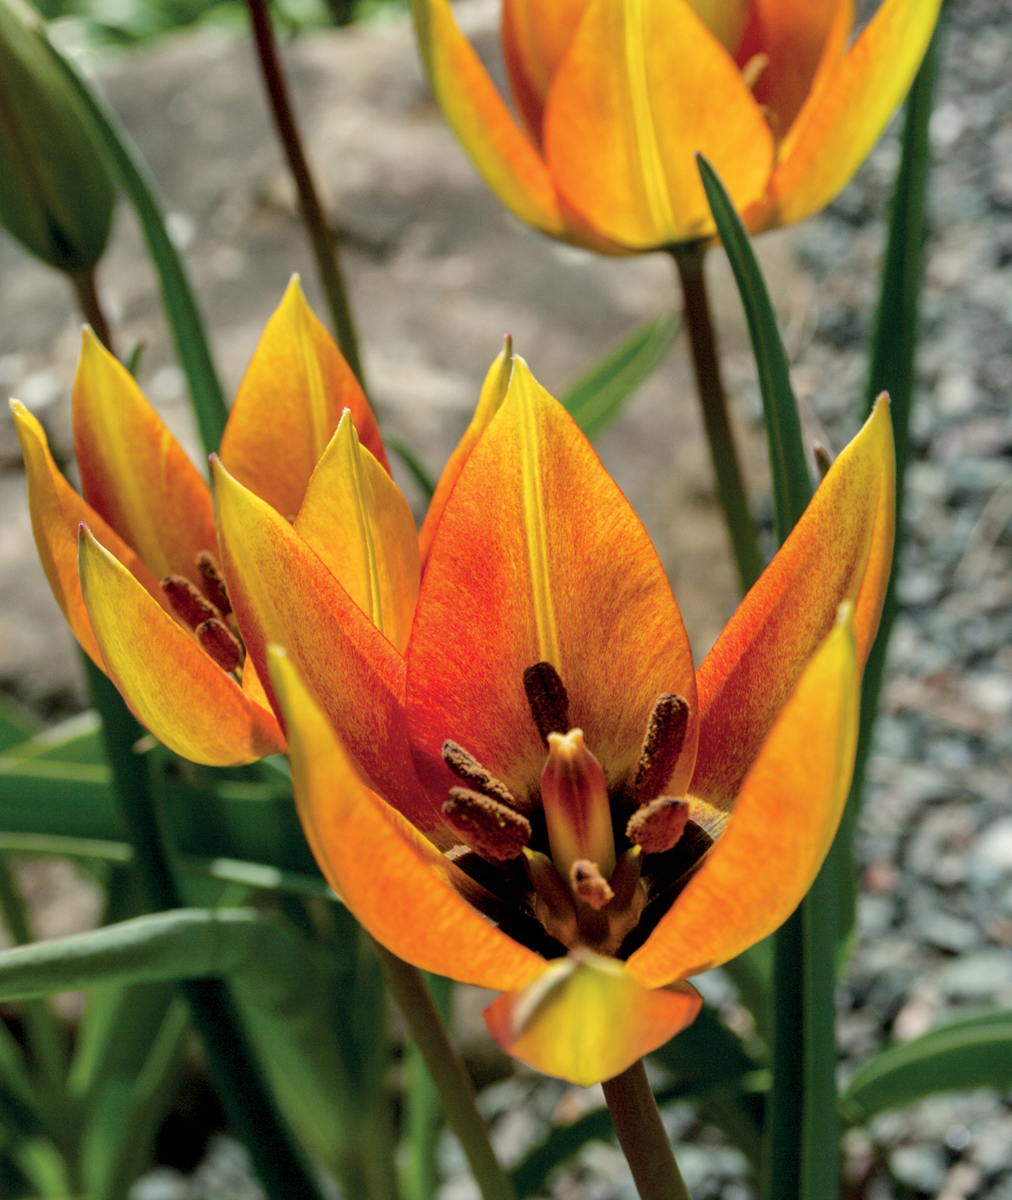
[540,728,616,883]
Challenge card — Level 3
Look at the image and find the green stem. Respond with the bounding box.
[70,270,115,355]
[245,0,365,384]
[601,1060,691,1200]
[763,908,803,1200]
[375,944,515,1200]
[673,247,764,593]
[82,658,325,1200]
[402,973,453,1200]
[801,863,838,1198]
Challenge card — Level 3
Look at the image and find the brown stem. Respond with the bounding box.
[244,0,365,384]
[673,247,764,594]
[603,1060,692,1200]
[71,270,115,354]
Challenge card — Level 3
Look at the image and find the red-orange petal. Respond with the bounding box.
[77,526,285,765]
[73,329,218,582]
[11,400,164,670]
[212,459,440,832]
[219,276,387,522]
[406,358,697,813]
[768,0,941,228]
[542,0,774,248]
[485,951,702,1085]
[417,338,513,568]
[500,0,589,140]
[269,645,545,992]
[628,608,858,986]
[410,0,567,238]
[751,0,852,138]
[691,397,894,811]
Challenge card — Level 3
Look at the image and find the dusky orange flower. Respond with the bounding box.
[214,348,894,1084]
[411,0,940,251]
[11,276,386,767]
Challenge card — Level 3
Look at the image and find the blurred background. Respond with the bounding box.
[0,0,1011,1195]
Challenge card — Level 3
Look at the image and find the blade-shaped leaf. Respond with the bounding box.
[561,313,679,440]
[841,1014,1012,1127]
[696,154,811,540]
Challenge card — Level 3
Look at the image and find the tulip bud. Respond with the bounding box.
[0,0,114,275]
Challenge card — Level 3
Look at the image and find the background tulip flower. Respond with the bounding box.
[11,277,384,767]
[412,0,941,251]
[226,350,894,1085]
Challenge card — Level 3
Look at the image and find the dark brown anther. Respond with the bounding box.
[570,860,614,910]
[634,693,689,803]
[626,796,690,855]
[162,574,221,630]
[441,741,519,810]
[196,618,244,674]
[195,551,232,617]
[442,788,532,862]
[523,661,570,744]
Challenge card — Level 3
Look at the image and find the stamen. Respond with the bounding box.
[522,848,579,948]
[195,551,232,617]
[627,797,690,855]
[196,618,243,673]
[442,788,532,862]
[634,693,689,804]
[161,575,221,630]
[541,729,615,881]
[741,51,769,92]
[441,741,519,810]
[570,860,614,911]
[523,662,570,744]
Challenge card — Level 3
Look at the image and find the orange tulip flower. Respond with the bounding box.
[11,276,386,767]
[412,0,940,250]
[213,347,894,1085]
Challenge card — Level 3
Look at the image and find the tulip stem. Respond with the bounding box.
[673,248,764,593]
[71,270,115,355]
[245,0,365,385]
[375,944,517,1200]
[602,1060,691,1200]
[81,656,326,1200]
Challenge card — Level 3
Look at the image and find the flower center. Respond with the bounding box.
[160,551,244,676]
[439,663,712,958]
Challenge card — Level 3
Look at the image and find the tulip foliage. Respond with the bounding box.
[3,3,1006,1200]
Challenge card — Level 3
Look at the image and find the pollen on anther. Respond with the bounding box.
[196,618,243,674]
[443,788,531,862]
[635,693,689,804]
[442,741,519,810]
[195,551,232,617]
[570,860,614,910]
[523,662,570,744]
[162,575,220,630]
[626,797,690,856]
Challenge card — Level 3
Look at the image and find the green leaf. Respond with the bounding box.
[835,25,941,962]
[561,312,679,440]
[0,698,38,754]
[386,435,437,503]
[43,37,229,455]
[696,154,811,540]
[840,1015,1012,1127]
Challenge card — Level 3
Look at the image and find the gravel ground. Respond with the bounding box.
[0,0,1010,1196]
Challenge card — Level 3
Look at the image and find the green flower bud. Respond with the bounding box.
[0,0,114,275]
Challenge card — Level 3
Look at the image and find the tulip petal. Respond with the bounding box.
[410,0,567,237]
[73,329,218,582]
[485,950,702,1085]
[500,0,589,139]
[691,397,893,811]
[212,459,437,829]
[269,646,545,992]
[418,339,512,567]
[768,0,941,227]
[218,277,387,521]
[751,0,852,137]
[12,400,163,670]
[407,358,697,812]
[294,411,420,654]
[542,0,774,248]
[627,608,858,987]
[77,526,285,765]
